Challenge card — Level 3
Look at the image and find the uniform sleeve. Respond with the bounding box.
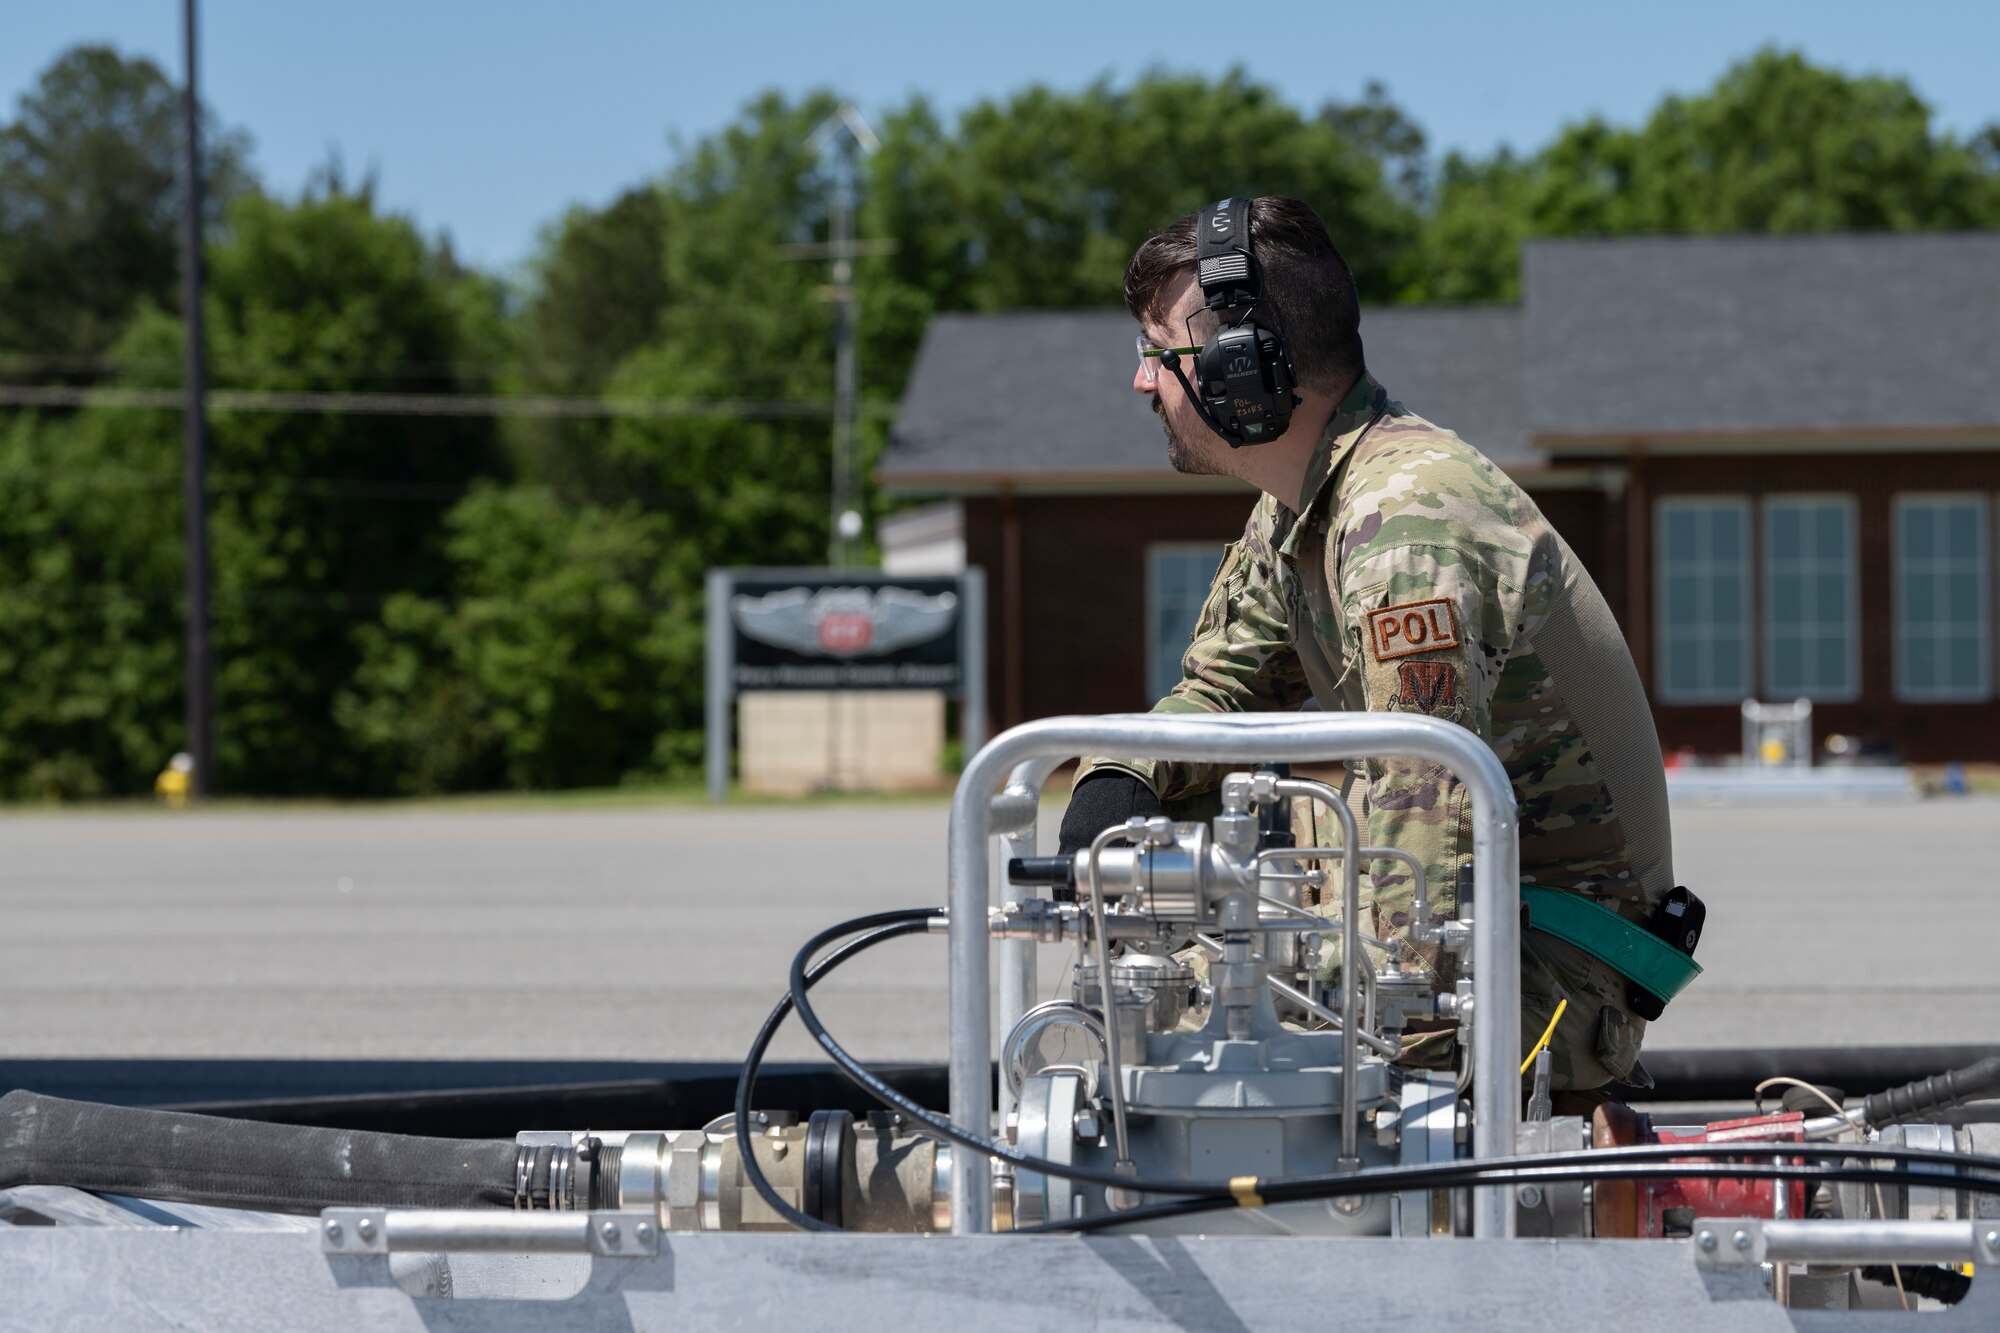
[1338,536,1519,931]
[1075,502,1310,803]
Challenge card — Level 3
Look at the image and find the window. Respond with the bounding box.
[1655,498,1751,703]
[1895,496,1990,701]
[1762,497,1859,701]
[1146,544,1227,703]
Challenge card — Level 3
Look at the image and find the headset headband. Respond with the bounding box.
[1196,197,1259,311]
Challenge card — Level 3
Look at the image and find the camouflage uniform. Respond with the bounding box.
[1080,374,1675,1091]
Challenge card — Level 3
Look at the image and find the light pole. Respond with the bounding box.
[179,0,214,797]
[800,105,883,569]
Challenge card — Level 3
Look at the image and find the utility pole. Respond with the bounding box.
[796,105,886,569]
[179,0,214,797]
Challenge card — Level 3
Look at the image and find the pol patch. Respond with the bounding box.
[1366,597,1461,661]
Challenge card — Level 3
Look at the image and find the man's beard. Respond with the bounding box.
[1158,397,1224,477]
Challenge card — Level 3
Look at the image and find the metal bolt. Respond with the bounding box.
[600,1221,621,1243]
[1516,1185,1543,1209]
[1985,1228,1999,1249]
[635,1222,654,1243]
[1331,1195,1364,1217]
[1732,1229,1752,1252]
[355,1217,377,1242]
[323,1218,342,1244]
[1697,1230,1718,1252]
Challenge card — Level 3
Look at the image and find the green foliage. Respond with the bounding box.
[0,409,182,798]
[0,45,254,368]
[1410,150,1534,302]
[337,485,690,792]
[0,181,501,797]
[1403,48,2000,301]
[891,69,1417,316]
[508,185,669,493]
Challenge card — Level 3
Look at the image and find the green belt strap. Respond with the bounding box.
[1519,884,1703,1006]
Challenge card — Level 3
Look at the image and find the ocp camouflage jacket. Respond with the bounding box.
[1083,373,1674,937]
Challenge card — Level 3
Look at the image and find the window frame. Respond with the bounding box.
[1143,541,1230,706]
[1758,493,1861,703]
[1891,492,1993,704]
[1653,495,1754,705]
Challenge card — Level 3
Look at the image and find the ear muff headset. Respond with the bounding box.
[1156,196,1301,448]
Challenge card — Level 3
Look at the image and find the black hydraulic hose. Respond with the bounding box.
[735,913,936,1232]
[1021,1154,2000,1234]
[788,913,2000,1212]
[789,912,1220,1200]
[1863,1055,2000,1128]
[0,1089,522,1214]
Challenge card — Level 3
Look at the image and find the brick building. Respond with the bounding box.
[879,234,2000,763]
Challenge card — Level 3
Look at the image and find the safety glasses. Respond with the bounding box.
[1136,334,1204,385]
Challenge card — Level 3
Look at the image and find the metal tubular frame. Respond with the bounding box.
[989,757,1064,1129]
[1695,1218,2000,1268]
[1272,777,1362,1169]
[947,713,1520,1237]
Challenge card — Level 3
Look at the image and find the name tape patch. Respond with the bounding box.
[1366,598,1461,661]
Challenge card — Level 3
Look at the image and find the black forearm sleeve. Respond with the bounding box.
[1057,771,1164,854]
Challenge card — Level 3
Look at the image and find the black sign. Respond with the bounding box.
[728,574,963,691]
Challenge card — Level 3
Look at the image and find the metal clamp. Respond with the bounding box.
[1692,1217,2000,1268]
[320,1209,660,1257]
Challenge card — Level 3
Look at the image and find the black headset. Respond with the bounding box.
[1156,196,1301,448]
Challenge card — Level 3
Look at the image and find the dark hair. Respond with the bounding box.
[1123,196,1363,395]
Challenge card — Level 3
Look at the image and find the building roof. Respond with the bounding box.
[881,232,2000,492]
[882,305,1529,492]
[1525,233,2000,446]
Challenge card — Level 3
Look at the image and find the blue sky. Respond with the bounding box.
[6,1,1997,273]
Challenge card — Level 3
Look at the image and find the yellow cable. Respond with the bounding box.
[1520,998,1569,1074]
[1229,1175,1265,1208]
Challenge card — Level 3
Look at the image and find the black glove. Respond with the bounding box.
[1058,771,1164,855]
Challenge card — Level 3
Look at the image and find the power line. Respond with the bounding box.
[0,464,472,502]
[0,384,896,422]
[0,351,828,384]
[0,582,692,616]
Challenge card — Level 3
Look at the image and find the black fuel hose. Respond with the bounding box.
[735,910,937,1232]
[0,1089,521,1214]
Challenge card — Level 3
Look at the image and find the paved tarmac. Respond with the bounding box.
[0,797,1994,1064]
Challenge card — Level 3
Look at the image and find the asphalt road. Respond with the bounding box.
[0,797,1994,1064]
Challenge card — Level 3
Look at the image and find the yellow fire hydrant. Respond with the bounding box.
[154,752,195,807]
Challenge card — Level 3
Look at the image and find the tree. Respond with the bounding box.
[0,408,183,798]
[926,70,1419,315]
[1407,150,1534,302]
[1405,48,2000,301]
[0,45,254,370]
[0,181,505,797]
[508,185,670,493]
[337,485,687,792]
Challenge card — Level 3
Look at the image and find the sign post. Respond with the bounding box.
[705,567,985,800]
